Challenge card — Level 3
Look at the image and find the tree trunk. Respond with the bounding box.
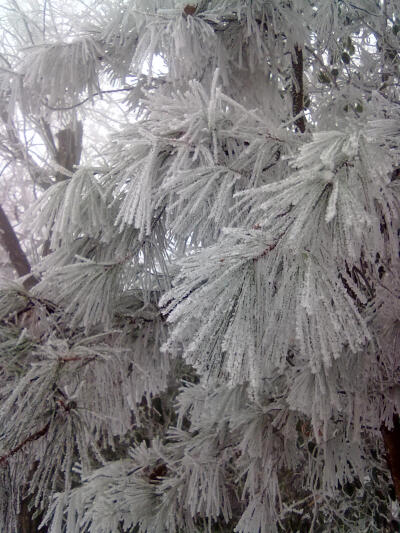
[0,205,36,289]
[291,45,306,134]
[381,415,400,502]
[18,498,43,533]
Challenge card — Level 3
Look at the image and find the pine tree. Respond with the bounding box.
[0,1,400,532]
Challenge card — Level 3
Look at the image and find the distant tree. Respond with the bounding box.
[0,1,400,532]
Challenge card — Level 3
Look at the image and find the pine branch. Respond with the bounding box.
[42,121,83,256]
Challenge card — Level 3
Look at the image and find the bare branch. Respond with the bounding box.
[0,422,50,466]
[43,86,136,112]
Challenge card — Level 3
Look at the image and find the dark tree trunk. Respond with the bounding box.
[292,45,306,134]
[18,499,43,533]
[381,415,400,502]
[0,205,36,289]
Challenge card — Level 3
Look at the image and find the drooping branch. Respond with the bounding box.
[291,45,306,134]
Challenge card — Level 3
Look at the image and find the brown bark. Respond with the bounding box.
[292,45,306,134]
[18,498,43,533]
[381,415,400,502]
[17,461,45,533]
[0,204,36,289]
[55,122,83,179]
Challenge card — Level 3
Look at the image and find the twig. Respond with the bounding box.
[43,87,136,112]
[0,422,50,465]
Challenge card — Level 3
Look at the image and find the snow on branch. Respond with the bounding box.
[20,36,103,110]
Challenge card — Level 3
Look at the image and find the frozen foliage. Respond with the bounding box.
[21,37,103,110]
[0,0,400,532]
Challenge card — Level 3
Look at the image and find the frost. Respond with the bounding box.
[1,1,400,532]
